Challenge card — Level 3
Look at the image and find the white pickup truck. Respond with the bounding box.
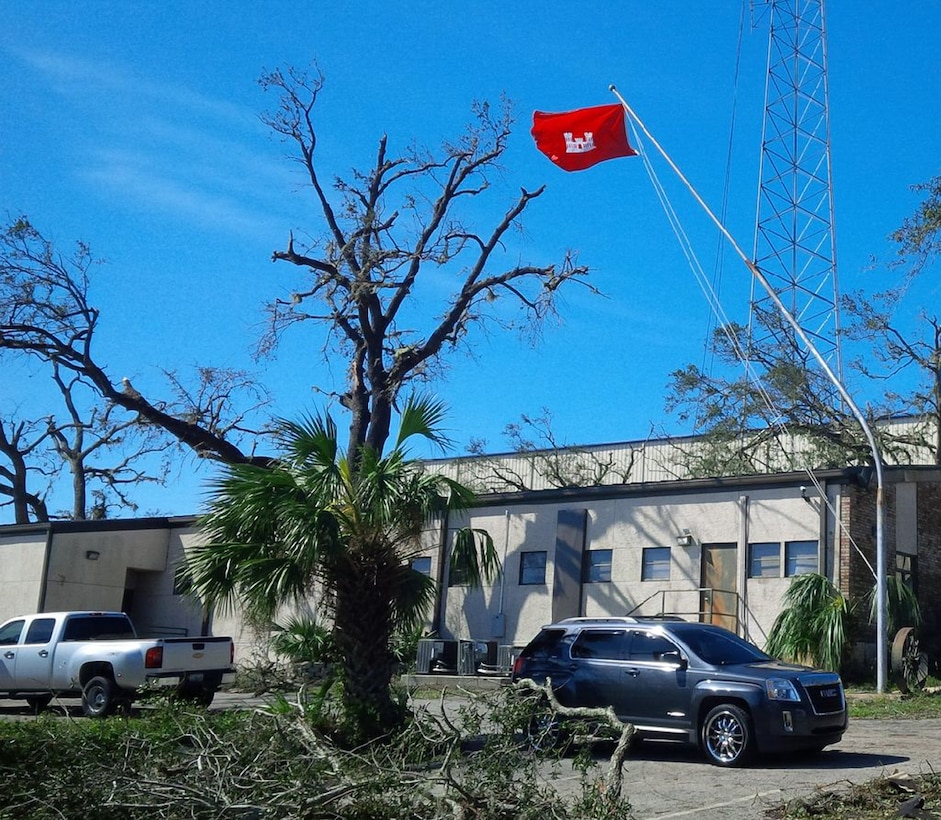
[0,611,236,716]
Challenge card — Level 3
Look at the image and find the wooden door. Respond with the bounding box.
[700,542,738,631]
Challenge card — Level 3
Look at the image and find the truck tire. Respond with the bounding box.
[25,694,53,712]
[701,704,754,767]
[82,675,118,718]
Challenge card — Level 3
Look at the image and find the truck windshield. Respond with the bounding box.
[62,616,135,641]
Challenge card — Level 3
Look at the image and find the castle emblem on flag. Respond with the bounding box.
[563,132,595,154]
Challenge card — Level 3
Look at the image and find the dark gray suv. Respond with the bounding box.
[511,616,847,767]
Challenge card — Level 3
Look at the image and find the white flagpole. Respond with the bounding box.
[609,84,888,691]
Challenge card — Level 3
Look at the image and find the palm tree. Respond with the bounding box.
[764,573,848,672]
[183,396,499,741]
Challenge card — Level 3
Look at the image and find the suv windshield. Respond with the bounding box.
[674,625,770,665]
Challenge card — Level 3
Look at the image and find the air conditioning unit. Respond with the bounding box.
[457,639,498,675]
[497,644,526,674]
[415,639,458,674]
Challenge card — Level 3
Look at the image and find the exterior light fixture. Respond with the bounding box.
[676,531,695,547]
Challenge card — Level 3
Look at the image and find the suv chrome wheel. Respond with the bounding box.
[527,706,564,752]
[701,704,753,767]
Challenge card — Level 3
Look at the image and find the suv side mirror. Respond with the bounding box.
[659,650,688,670]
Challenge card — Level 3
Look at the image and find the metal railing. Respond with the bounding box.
[625,587,742,634]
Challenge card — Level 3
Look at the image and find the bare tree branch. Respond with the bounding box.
[258,67,598,461]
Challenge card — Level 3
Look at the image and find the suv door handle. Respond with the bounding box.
[3,651,14,659]
[625,668,640,677]
[38,650,49,658]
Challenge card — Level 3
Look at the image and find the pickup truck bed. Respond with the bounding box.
[0,611,236,716]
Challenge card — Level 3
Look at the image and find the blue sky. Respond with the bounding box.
[2,2,939,520]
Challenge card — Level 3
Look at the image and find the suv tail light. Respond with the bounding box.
[512,655,524,677]
[145,646,164,669]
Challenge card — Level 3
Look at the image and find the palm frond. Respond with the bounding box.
[764,572,847,671]
[391,565,437,633]
[394,394,453,453]
[866,574,922,636]
[449,527,501,587]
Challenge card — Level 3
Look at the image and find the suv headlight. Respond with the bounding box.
[766,678,801,701]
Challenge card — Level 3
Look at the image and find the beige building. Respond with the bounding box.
[2,462,939,672]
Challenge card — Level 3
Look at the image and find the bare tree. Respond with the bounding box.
[0,417,52,523]
[259,66,596,461]
[0,217,269,462]
[831,170,941,467]
[890,172,941,277]
[664,171,941,475]
[664,314,880,478]
[44,362,175,520]
[1,216,271,522]
[465,409,645,491]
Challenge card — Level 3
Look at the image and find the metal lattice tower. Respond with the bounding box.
[751,0,843,378]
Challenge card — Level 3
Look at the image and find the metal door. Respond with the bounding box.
[700,542,738,631]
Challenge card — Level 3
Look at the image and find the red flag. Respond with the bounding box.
[531,103,636,172]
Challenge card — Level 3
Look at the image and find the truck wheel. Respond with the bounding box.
[82,675,118,718]
[701,704,754,767]
[25,694,53,713]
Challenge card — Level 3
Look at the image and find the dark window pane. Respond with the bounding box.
[0,620,24,646]
[583,549,612,583]
[571,629,626,660]
[519,551,547,585]
[641,547,671,581]
[521,628,567,661]
[25,618,55,645]
[785,540,818,577]
[412,556,432,576]
[748,542,780,578]
[627,631,677,661]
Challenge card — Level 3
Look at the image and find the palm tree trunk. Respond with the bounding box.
[331,549,400,741]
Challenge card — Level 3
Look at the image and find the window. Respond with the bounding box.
[62,615,135,642]
[25,618,55,645]
[641,547,671,581]
[173,568,192,596]
[571,629,626,660]
[519,551,547,585]
[583,549,612,583]
[448,560,470,586]
[0,619,24,646]
[785,540,818,577]
[627,630,677,661]
[411,556,432,576]
[748,542,781,578]
[522,628,567,662]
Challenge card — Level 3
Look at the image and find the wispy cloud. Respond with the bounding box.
[6,44,300,240]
